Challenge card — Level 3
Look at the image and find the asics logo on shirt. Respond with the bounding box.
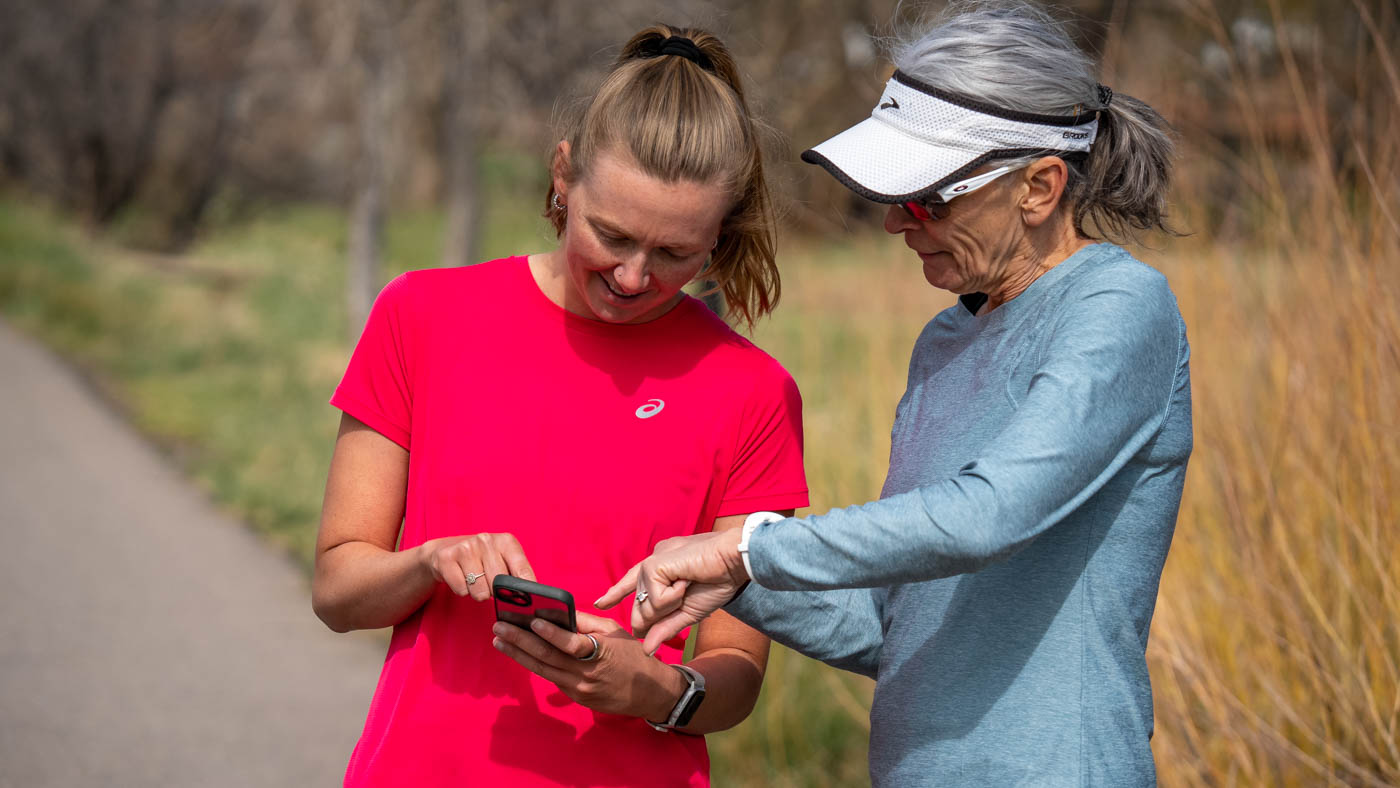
[635,399,665,419]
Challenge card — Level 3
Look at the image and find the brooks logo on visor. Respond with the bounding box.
[636,399,665,419]
[1063,130,1089,140]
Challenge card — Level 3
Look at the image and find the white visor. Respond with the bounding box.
[802,70,1101,203]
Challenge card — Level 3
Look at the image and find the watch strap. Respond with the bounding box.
[737,511,784,579]
[647,663,706,732]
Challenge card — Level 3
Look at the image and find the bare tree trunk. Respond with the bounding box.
[440,0,488,268]
[348,0,389,338]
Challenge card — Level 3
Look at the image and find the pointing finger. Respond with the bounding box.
[595,562,641,610]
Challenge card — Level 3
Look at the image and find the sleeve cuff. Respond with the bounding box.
[716,490,809,518]
[330,391,412,451]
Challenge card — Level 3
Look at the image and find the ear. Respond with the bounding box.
[550,140,573,198]
[1018,156,1069,228]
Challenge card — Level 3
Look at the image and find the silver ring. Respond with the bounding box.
[465,572,483,585]
[635,588,649,605]
[577,633,601,662]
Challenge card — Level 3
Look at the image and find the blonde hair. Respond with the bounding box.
[545,24,779,329]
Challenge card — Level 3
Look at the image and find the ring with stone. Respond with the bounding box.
[577,634,601,662]
[635,588,649,605]
[465,572,484,585]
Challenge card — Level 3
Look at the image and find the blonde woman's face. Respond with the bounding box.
[555,148,728,325]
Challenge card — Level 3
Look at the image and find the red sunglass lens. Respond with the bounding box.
[902,201,933,222]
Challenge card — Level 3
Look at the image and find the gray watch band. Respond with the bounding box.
[647,664,706,732]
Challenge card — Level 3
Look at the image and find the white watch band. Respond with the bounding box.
[737,511,784,580]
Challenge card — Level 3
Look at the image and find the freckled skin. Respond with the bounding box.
[534,144,731,325]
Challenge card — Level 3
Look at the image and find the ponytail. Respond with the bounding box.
[1070,92,1178,243]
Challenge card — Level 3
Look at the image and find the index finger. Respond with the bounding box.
[496,536,537,582]
[594,562,641,610]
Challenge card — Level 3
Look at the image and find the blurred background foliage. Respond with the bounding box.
[1,0,1398,785]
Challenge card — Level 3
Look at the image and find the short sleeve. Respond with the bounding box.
[716,360,809,517]
[330,272,417,450]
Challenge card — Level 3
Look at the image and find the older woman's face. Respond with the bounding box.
[882,173,1025,294]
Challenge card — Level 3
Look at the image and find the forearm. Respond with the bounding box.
[312,540,435,632]
[676,648,765,734]
[727,585,883,678]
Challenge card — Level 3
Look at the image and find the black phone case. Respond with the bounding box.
[492,575,578,632]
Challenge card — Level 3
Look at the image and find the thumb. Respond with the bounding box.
[641,610,694,656]
[574,611,621,635]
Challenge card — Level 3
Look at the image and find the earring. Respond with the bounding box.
[551,193,566,214]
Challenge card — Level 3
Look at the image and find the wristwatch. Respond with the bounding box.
[647,664,706,732]
[737,511,784,578]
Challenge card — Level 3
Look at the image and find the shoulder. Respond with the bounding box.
[669,299,802,406]
[1037,246,1187,378]
[1060,245,1179,316]
[1051,246,1182,339]
[394,255,527,295]
[380,255,532,319]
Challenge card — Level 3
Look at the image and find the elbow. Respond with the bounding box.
[822,645,883,679]
[311,585,353,634]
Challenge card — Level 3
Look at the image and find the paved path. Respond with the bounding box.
[0,320,385,787]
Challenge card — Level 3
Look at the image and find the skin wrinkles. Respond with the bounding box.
[532,142,731,325]
[884,157,1093,314]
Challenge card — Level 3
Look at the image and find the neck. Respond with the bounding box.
[980,213,1093,313]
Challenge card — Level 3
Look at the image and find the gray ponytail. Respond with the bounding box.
[891,0,1177,243]
[1071,92,1176,242]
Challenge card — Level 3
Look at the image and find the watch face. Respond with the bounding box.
[674,688,706,727]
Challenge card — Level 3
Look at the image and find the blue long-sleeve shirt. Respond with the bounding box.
[729,243,1192,786]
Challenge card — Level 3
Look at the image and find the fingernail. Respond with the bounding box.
[593,597,605,607]
[492,623,506,637]
[492,638,504,651]
[530,619,546,633]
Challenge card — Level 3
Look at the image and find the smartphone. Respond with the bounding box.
[493,575,577,633]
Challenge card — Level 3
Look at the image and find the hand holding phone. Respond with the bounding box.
[493,575,577,633]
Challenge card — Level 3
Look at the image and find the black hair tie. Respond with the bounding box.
[1096,84,1114,109]
[644,35,713,72]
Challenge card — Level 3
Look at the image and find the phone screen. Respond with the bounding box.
[496,596,572,629]
[493,579,576,632]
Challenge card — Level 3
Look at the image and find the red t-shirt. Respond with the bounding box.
[331,257,808,787]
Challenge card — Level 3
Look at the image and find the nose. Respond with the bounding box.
[611,253,650,293]
[883,203,919,235]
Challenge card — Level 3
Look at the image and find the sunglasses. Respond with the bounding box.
[900,164,1022,222]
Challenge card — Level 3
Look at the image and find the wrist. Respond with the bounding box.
[735,511,784,583]
[644,660,689,722]
[722,528,749,584]
[411,539,440,584]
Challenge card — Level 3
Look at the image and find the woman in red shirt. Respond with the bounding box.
[311,25,808,787]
